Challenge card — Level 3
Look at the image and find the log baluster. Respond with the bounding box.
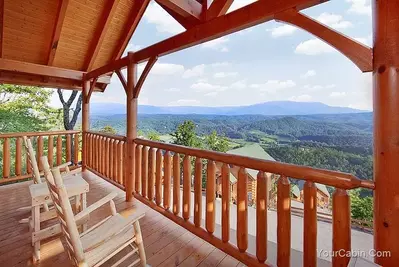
[222,163,230,242]
[148,148,155,201]
[26,137,32,175]
[66,134,71,163]
[113,140,118,182]
[135,144,142,193]
[173,152,180,215]
[183,155,191,221]
[56,135,62,166]
[332,189,351,267]
[74,133,79,165]
[206,160,216,234]
[141,145,148,197]
[194,157,202,227]
[304,181,317,267]
[277,175,291,267]
[155,149,162,205]
[105,138,110,177]
[15,137,22,177]
[123,142,127,186]
[109,139,113,179]
[3,138,10,178]
[48,135,54,167]
[37,136,43,170]
[163,151,171,210]
[237,167,248,252]
[256,171,268,263]
[118,141,124,185]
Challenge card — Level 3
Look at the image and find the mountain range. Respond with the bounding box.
[90,101,365,116]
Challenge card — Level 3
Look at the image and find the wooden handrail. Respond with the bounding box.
[134,138,375,190]
[0,130,80,138]
[86,131,127,142]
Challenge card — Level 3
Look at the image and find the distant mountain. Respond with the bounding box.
[90,101,365,116]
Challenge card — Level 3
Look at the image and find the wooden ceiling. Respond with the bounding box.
[0,0,148,90]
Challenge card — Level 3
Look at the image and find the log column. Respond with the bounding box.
[373,0,399,265]
[126,52,137,202]
[82,78,90,171]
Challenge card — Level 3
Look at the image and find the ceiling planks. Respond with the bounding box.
[112,0,151,60]
[206,0,233,20]
[47,0,69,66]
[133,0,326,63]
[84,0,121,71]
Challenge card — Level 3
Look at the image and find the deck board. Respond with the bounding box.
[0,171,247,267]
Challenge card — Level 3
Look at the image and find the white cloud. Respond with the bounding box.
[144,3,185,34]
[316,13,353,29]
[303,84,336,91]
[168,99,201,106]
[230,80,247,89]
[165,88,181,92]
[300,70,316,79]
[346,0,371,16]
[191,82,228,92]
[138,63,184,76]
[201,37,229,52]
[267,25,297,38]
[250,80,296,93]
[330,92,347,97]
[290,94,313,102]
[205,92,218,97]
[211,62,231,68]
[183,64,206,78]
[228,0,256,12]
[295,39,334,55]
[214,72,238,78]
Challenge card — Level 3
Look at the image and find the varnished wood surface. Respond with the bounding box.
[0,171,247,267]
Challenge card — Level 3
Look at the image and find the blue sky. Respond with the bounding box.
[51,0,373,110]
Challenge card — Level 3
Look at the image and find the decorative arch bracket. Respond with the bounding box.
[85,77,98,104]
[133,56,158,98]
[274,9,373,73]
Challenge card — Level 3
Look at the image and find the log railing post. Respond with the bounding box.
[15,137,22,177]
[222,163,230,243]
[256,171,268,263]
[155,149,162,205]
[141,145,148,198]
[332,189,351,267]
[56,135,62,166]
[206,160,216,234]
[277,175,291,267]
[237,167,248,252]
[37,136,43,170]
[125,53,137,202]
[303,181,317,267]
[163,151,171,210]
[183,155,191,220]
[173,152,180,215]
[3,138,10,178]
[82,77,90,171]
[74,133,79,165]
[373,1,399,264]
[148,147,155,201]
[48,135,54,167]
[194,157,202,227]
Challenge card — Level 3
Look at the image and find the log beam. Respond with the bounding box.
[85,0,120,71]
[206,0,233,20]
[0,58,110,83]
[133,0,327,63]
[275,9,372,72]
[113,0,150,60]
[0,0,4,58]
[47,0,69,66]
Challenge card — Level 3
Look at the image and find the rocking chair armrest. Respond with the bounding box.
[74,192,118,222]
[63,168,82,177]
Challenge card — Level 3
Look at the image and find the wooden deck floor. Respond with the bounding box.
[0,171,246,267]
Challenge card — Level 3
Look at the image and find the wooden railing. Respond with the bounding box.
[85,131,127,189]
[0,130,81,184]
[132,138,374,267]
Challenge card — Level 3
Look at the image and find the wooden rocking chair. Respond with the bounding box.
[18,136,81,220]
[40,156,147,267]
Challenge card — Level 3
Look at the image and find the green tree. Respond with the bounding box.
[147,131,161,141]
[350,189,373,222]
[171,120,201,148]
[205,130,229,152]
[99,125,117,134]
[0,84,62,133]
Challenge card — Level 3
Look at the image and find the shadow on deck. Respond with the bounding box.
[0,171,246,267]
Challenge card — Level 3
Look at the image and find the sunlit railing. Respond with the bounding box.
[133,138,374,267]
[85,131,127,189]
[86,134,375,267]
[0,130,80,184]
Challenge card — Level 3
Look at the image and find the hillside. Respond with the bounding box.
[90,101,365,116]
